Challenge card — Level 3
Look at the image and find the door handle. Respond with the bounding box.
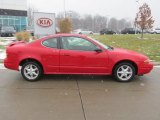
[62,54,70,56]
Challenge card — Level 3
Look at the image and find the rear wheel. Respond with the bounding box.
[21,62,42,81]
[113,62,136,82]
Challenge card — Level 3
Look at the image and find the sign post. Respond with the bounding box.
[33,12,56,37]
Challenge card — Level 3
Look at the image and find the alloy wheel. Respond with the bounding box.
[117,65,133,81]
[23,64,40,80]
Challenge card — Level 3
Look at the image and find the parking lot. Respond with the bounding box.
[0,67,160,120]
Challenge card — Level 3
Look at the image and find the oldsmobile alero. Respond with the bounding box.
[4,34,153,82]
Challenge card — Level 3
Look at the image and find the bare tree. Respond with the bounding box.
[57,12,64,19]
[67,11,80,19]
[82,15,93,30]
[117,19,126,31]
[57,11,81,30]
[135,3,154,38]
[93,15,107,32]
[56,11,133,33]
[108,18,118,32]
[117,19,131,32]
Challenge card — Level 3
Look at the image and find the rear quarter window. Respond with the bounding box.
[42,38,58,48]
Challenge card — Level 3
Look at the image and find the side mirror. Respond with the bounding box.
[94,48,103,53]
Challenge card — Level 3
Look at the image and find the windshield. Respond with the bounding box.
[90,38,113,50]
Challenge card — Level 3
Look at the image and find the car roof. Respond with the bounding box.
[45,33,87,38]
[34,34,89,43]
[30,34,89,45]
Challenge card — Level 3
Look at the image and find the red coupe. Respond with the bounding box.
[4,34,153,82]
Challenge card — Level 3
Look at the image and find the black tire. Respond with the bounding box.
[113,62,136,82]
[21,62,42,82]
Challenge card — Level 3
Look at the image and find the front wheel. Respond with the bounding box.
[113,62,136,82]
[21,62,42,81]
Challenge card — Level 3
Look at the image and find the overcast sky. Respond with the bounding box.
[28,0,160,27]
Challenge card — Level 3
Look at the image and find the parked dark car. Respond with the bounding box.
[121,28,140,34]
[100,29,116,35]
[0,26,16,37]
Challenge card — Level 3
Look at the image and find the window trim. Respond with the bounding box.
[41,37,60,49]
[60,36,99,52]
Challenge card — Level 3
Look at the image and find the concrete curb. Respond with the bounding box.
[152,62,160,66]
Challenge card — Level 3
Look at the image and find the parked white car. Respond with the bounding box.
[151,28,160,34]
[73,29,93,35]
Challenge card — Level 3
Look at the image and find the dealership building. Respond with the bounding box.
[0,0,27,31]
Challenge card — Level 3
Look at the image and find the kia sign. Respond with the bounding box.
[37,18,53,27]
[33,12,56,36]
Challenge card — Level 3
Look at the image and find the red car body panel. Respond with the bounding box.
[59,49,109,74]
[4,34,153,76]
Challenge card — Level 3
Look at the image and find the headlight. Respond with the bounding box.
[144,59,151,64]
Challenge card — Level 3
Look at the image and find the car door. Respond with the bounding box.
[41,37,60,73]
[59,36,109,74]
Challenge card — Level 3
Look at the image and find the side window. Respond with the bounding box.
[62,37,97,51]
[42,38,58,48]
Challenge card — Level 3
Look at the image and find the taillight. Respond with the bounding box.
[8,41,25,47]
[6,49,9,58]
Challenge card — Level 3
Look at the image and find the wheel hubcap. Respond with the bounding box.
[24,64,39,80]
[117,65,133,81]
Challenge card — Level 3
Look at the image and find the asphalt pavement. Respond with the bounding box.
[0,67,160,120]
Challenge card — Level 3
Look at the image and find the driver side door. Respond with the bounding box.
[59,36,109,74]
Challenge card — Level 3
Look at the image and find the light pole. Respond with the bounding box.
[106,15,110,28]
[64,0,66,18]
[135,0,139,34]
[68,11,73,18]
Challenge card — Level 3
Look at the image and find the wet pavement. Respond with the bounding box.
[0,67,160,120]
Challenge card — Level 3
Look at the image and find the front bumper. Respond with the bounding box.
[138,62,153,75]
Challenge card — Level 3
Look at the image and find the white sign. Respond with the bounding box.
[33,12,56,36]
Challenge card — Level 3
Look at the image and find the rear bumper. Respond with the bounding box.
[138,62,153,75]
[4,58,19,71]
